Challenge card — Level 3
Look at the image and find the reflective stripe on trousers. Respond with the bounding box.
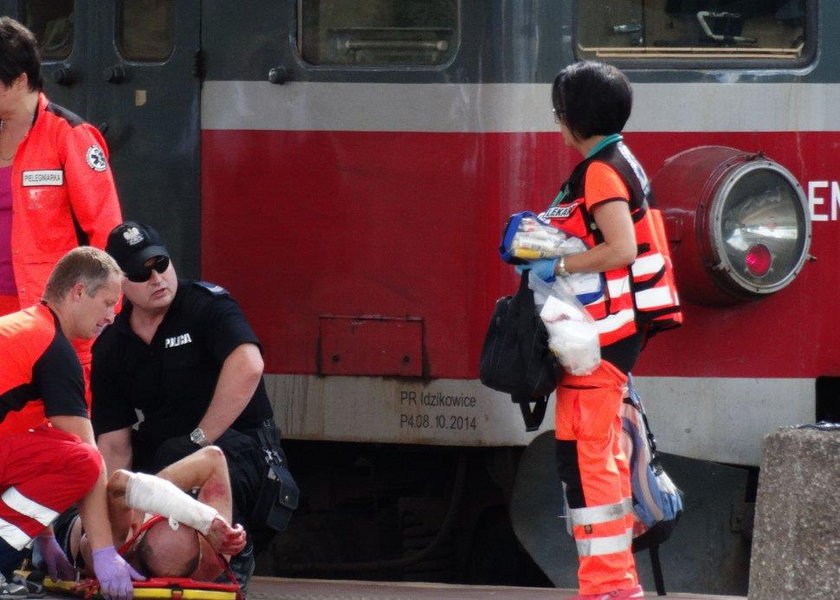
[569,498,634,557]
[576,527,634,557]
[569,497,633,529]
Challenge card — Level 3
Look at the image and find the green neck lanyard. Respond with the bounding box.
[550,133,623,207]
[585,133,623,158]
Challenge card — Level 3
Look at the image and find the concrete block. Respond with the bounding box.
[749,426,840,600]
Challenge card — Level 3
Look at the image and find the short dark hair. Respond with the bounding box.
[0,17,43,90]
[135,529,200,578]
[552,61,632,141]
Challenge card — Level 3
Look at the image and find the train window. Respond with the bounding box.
[20,0,74,60]
[117,0,174,62]
[298,0,457,66]
[576,0,811,66]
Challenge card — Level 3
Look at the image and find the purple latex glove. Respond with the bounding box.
[35,534,76,581]
[91,545,145,600]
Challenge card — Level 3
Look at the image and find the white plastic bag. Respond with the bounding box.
[509,215,586,261]
[528,270,601,376]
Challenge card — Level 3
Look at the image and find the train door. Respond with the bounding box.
[7,0,202,277]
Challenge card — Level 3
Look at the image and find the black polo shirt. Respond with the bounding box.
[91,280,273,448]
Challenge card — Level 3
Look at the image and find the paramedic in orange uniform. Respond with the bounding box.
[0,17,122,431]
[520,61,663,600]
[0,247,142,600]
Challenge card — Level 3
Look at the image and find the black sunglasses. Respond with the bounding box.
[127,255,170,283]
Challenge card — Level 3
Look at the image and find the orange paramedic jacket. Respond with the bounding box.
[10,93,122,310]
[9,93,122,373]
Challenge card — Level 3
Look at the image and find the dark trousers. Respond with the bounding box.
[134,423,284,549]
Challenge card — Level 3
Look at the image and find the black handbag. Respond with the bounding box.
[479,272,557,431]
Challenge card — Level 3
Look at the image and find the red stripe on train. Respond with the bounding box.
[201,129,838,379]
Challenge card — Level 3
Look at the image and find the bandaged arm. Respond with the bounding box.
[125,472,218,535]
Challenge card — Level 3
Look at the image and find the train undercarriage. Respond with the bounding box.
[257,440,753,596]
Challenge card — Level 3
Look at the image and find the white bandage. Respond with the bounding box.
[125,472,218,535]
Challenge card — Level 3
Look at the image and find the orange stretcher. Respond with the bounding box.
[42,576,242,600]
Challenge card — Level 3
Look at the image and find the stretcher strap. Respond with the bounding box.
[117,514,166,556]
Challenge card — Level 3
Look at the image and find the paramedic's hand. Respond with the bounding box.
[92,545,145,600]
[516,259,557,282]
[207,516,247,555]
[35,534,75,581]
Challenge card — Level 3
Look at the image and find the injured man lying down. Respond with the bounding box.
[41,446,246,587]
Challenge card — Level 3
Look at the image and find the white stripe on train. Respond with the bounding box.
[202,81,840,133]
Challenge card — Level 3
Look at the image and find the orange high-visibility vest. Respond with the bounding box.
[542,137,681,345]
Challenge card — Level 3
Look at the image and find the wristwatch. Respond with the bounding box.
[189,427,209,447]
[557,256,570,278]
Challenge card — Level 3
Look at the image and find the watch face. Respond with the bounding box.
[190,429,205,445]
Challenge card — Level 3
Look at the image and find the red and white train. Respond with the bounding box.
[7,0,831,594]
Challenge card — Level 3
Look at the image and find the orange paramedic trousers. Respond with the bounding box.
[555,360,637,595]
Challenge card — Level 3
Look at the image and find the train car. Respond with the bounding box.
[2,0,831,595]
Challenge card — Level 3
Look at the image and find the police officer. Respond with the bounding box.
[92,222,298,591]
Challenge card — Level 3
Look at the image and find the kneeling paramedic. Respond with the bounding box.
[0,247,140,600]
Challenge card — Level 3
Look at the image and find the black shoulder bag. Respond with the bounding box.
[479,272,557,431]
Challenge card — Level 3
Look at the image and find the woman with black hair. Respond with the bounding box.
[522,61,676,600]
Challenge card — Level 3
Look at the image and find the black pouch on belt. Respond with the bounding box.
[253,421,300,533]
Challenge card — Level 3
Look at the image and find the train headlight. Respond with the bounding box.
[651,146,812,306]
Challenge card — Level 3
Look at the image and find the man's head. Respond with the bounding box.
[135,520,201,579]
[43,247,122,339]
[106,222,178,312]
[0,17,43,92]
[79,519,202,580]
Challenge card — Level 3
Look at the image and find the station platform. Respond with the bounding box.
[245,577,747,600]
[32,576,749,599]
